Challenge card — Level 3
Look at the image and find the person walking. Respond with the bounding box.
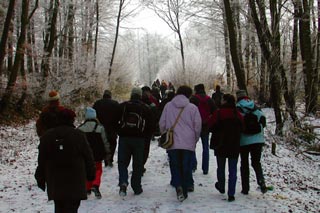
[78,107,111,199]
[190,84,216,175]
[212,85,224,108]
[209,94,244,202]
[236,90,268,195]
[36,90,65,137]
[93,89,121,167]
[159,85,202,202]
[35,108,96,213]
[117,87,154,196]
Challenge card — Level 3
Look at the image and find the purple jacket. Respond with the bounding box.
[159,95,202,151]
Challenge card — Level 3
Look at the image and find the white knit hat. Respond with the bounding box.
[48,90,60,101]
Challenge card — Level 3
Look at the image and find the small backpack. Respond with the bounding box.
[119,102,145,134]
[242,108,262,134]
[195,95,211,124]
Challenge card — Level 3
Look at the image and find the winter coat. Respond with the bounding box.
[190,91,216,132]
[236,98,266,146]
[35,125,96,201]
[117,99,155,138]
[36,101,65,137]
[159,94,202,151]
[93,97,121,135]
[208,105,244,158]
[78,119,111,161]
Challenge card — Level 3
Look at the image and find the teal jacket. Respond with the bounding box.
[236,98,265,146]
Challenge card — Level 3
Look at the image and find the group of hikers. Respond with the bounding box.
[34,81,268,212]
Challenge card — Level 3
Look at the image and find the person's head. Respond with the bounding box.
[130,87,142,100]
[176,85,193,98]
[166,90,175,100]
[85,107,97,120]
[58,108,76,126]
[48,90,60,103]
[103,90,112,99]
[222,94,236,107]
[236,90,249,101]
[141,86,151,96]
[194,84,205,94]
[215,85,221,92]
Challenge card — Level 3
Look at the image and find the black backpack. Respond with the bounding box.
[119,102,145,134]
[242,107,262,134]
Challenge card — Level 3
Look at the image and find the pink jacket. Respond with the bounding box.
[159,95,202,151]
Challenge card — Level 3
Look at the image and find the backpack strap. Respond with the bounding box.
[171,107,185,129]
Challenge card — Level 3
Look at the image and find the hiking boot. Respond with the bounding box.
[187,185,194,192]
[228,196,235,202]
[134,188,143,195]
[107,162,114,168]
[260,185,267,194]
[259,180,267,194]
[203,171,208,175]
[241,190,248,195]
[119,184,127,197]
[92,186,102,199]
[215,182,225,194]
[176,186,185,202]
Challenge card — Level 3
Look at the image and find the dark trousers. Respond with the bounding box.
[240,143,265,192]
[216,156,238,196]
[168,149,193,197]
[143,136,152,166]
[107,133,118,164]
[54,200,80,213]
[118,137,144,192]
[191,132,209,173]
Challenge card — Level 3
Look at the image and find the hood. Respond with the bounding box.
[171,94,190,108]
[237,99,255,111]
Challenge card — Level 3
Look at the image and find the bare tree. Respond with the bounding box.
[0,0,38,112]
[145,0,190,81]
[223,0,246,90]
[0,0,16,81]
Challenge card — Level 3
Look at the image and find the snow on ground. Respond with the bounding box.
[0,109,319,213]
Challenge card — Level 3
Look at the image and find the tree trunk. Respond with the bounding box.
[0,0,29,112]
[16,56,28,112]
[0,0,16,78]
[223,0,246,90]
[38,0,59,100]
[298,0,318,114]
[223,8,232,89]
[108,0,124,81]
[94,0,99,67]
[248,0,283,135]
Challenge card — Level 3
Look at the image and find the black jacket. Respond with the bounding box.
[93,97,121,135]
[35,125,96,201]
[209,106,244,158]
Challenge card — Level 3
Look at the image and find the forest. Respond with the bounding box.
[0,0,319,137]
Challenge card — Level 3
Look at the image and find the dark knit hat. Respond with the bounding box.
[141,86,151,92]
[194,84,205,93]
[103,90,112,98]
[48,90,60,101]
[236,90,248,99]
[131,87,142,97]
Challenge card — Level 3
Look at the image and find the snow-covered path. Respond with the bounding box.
[0,109,319,213]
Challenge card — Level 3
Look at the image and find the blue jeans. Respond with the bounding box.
[216,156,238,196]
[168,149,193,196]
[118,137,144,192]
[192,132,209,173]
